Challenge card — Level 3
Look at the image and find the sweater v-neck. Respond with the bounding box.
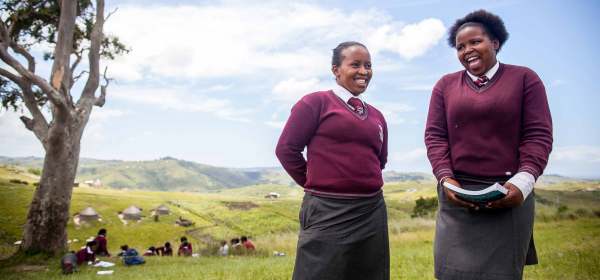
[464,63,505,93]
[328,90,369,120]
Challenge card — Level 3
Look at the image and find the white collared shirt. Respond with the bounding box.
[466,60,500,81]
[332,83,364,103]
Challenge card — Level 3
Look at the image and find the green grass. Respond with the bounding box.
[0,165,599,279]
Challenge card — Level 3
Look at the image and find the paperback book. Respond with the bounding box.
[443,181,508,203]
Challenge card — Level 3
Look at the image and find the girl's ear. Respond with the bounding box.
[332,65,339,79]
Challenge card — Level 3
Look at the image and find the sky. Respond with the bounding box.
[1,0,599,178]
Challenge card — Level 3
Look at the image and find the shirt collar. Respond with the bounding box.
[332,83,364,101]
[467,60,500,81]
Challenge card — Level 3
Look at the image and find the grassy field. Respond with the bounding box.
[0,165,599,279]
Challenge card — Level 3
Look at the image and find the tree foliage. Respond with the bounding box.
[0,0,128,255]
[0,0,128,111]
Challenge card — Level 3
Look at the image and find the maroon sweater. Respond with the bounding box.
[425,63,553,181]
[276,90,388,197]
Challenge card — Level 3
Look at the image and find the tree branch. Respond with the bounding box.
[0,20,9,45]
[106,8,118,21]
[73,70,88,83]
[0,67,24,86]
[19,114,49,151]
[0,69,50,144]
[77,0,105,109]
[10,42,36,73]
[49,0,78,107]
[95,67,111,107]
[0,45,67,108]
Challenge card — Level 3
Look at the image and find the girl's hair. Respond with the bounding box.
[447,10,509,52]
[332,41,368,66]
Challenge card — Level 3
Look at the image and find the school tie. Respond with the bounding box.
[347,97,365,115]
[474,75,489,87]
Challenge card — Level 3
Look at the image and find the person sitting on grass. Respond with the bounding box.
[76,240,97,265]
[218,240,229,256]
[231,238,241,250]
[178,236,193,257]
[144,246,157,256]
[60,251,78,274]
[119,245,145,266]
[161,242,173,256]
[93,228,111,257]
[241,236,255,250]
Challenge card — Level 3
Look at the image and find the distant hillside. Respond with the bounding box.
[5,156,586,192]
[0,156,292,192]
[383,171,434,183]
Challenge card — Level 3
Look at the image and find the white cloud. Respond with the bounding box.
[89,108,127,122]
[110,85,252,122]
[392,148,427,162]
[370,101,415,125]
[104,2,446,81]
[0,110,44,156]
[367,18,446,60]
[271,78,329,103]
[551,145,600,163]
[264,120,286,129]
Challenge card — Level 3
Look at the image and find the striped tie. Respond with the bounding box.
[347,97,365,115]
[474,75,489,87]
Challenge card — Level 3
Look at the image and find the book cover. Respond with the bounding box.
[443,181,508,203]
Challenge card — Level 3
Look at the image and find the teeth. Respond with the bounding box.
[467,57,478,62]
[356,79,366,85]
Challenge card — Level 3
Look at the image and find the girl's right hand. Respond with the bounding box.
[442,178,478,210]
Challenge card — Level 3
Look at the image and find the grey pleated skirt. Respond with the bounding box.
[435,174,538,280]
[293,192,390,280]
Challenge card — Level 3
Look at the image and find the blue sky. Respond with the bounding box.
[1,0,599,178]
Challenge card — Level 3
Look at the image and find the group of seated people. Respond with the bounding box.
[62,228,259,273]
[218,236,256,256]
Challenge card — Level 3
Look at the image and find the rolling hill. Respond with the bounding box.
[0,156,437,192]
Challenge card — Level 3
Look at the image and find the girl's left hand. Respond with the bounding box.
[486,182,524,209]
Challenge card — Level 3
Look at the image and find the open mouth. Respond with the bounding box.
[465,56,482,68]
[355,77,369,86]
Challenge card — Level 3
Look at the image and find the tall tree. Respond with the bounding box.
[0,0,127,255]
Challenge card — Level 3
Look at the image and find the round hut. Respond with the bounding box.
[78,207,100,222]
[155,205,170,215]
[122,205,142,220]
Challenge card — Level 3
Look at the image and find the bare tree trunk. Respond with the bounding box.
[22,113,82,255]
[1,0,110,255]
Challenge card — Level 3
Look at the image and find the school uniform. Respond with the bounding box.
[93,234,110,256]
[276,85,389,280]
[425,63,553,280]
[76,247,95,265]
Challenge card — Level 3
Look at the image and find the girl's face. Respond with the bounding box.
[455,25,499,76]
[332,46,372,96]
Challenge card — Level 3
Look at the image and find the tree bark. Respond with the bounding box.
[22,113,82,255]
[16,0,103,255]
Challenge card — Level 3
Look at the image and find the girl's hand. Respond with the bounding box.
[442,178,478,210]
[486,182,524,209]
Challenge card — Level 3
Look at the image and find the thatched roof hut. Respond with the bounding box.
[78,207,99,221]
[122,205,142,220]
[155,205,170,215]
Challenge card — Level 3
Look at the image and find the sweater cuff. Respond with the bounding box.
[518,165,539,180]
[507,172,535,200]
[434,168,454,183]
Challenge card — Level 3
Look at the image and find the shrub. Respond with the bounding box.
[556,205,569,214]
[28,168,42,176]
[9,179,28,185]
[411,197,438,218]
